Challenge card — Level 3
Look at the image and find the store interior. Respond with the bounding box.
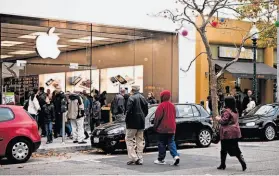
[0,14,178,105]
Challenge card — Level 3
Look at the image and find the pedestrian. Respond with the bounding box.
[90,94,101,133]
[111,89,125,121]
[147,92,157,105]
[52,88,67,138]
[123,93,130,114]
[216,96,247,171]
[42,97,55,144]
[206,96,212,115]
[242,96,256,116]
[67,93,87,144]
[125,85,148,165]
[153,90,180,166]
[81,91,90,139]
[242,90,253,112]
[99,91,107,107]
[37,87,47,137]
[27,88,41,123]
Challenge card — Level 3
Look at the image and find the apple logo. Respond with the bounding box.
[36,27,60,59]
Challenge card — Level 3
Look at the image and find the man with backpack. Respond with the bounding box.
[67,93,86,144]
[111,89,125,121]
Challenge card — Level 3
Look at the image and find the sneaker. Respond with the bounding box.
[171,156,180,166]
[154,159,166,165]
[127,161,135,165]
[135,159,143,165]
[46,141,50,144]
[73,140,78,143]
[78,141,87,144]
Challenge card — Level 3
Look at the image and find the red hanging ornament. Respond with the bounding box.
[211,21,218,27]
[181,30,188,37]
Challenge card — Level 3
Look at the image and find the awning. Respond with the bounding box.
[214,60,277,79]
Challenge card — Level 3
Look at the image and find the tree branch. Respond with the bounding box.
[216,23,275,78]
[180,52,207,73]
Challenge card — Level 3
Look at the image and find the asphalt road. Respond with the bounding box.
[1,140,279,175]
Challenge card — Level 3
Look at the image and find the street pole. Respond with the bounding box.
[277,11,279,102]
[252,38,258,104]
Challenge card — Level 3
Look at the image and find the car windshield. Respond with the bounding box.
[246,105,278,117]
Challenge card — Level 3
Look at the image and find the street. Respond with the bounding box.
[1,140,279,175]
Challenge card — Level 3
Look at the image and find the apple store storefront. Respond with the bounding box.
[0,14,178,105]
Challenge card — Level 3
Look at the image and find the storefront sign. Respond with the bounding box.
[219,46,254,60]
[2,92,15,105]
[36,27,61,59]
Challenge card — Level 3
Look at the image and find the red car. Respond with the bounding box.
[0,105,41,163]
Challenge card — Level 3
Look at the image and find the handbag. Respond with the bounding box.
[211,125,220,144]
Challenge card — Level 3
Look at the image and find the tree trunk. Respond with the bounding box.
[199,30,219,128]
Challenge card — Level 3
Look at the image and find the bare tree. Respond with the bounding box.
[152,0,276,127]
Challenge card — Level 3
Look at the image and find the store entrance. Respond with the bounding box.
[2,62,95,106]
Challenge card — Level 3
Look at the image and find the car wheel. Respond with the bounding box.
[7,138,32,163]
[264,124,276,141]
[102,147,116,154]
[196,129,212,147]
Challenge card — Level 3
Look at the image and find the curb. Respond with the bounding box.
[36,145,93,154]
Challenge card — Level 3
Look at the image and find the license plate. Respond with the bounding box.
[94,137,99,143]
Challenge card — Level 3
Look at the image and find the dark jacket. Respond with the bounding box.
[38,92,47,107]
[111,94,125,115]
[125,92,148,129]
[53,91,67,114]
[147,97,157,105]
[218,108,241,140]
[42,103,55,123]
[242,96,250,112]
[92,100,101,119]
[154,90,176,134]
[123,94,130,114]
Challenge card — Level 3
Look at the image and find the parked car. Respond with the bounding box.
[239,103,279,141]
[91,104,213,153]
[0,105,41,163]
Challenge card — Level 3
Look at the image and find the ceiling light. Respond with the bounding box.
[57,45,68,48]
[19,32,61,39]
[69,36,108,43]
[1,41,25,47]
[0,55,13,59]
[9,50,35,55]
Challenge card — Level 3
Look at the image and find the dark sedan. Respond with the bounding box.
[91,104,213,153]
[239,103,279,141]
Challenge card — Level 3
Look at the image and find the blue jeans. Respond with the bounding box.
[45,122,53,142]
[157,134,179,161]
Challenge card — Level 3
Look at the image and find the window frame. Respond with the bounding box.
[191,105,201,117]
[0,107,15,123]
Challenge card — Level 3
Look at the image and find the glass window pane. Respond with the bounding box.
[176,105,193,118]
[192,105,200,117]
[0,108,14,122]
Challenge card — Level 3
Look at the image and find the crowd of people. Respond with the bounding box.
[23,85,159,145]
[206,87,256,117]
[25,87,102,144]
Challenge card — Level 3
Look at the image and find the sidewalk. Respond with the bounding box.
[37,136,92,154]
